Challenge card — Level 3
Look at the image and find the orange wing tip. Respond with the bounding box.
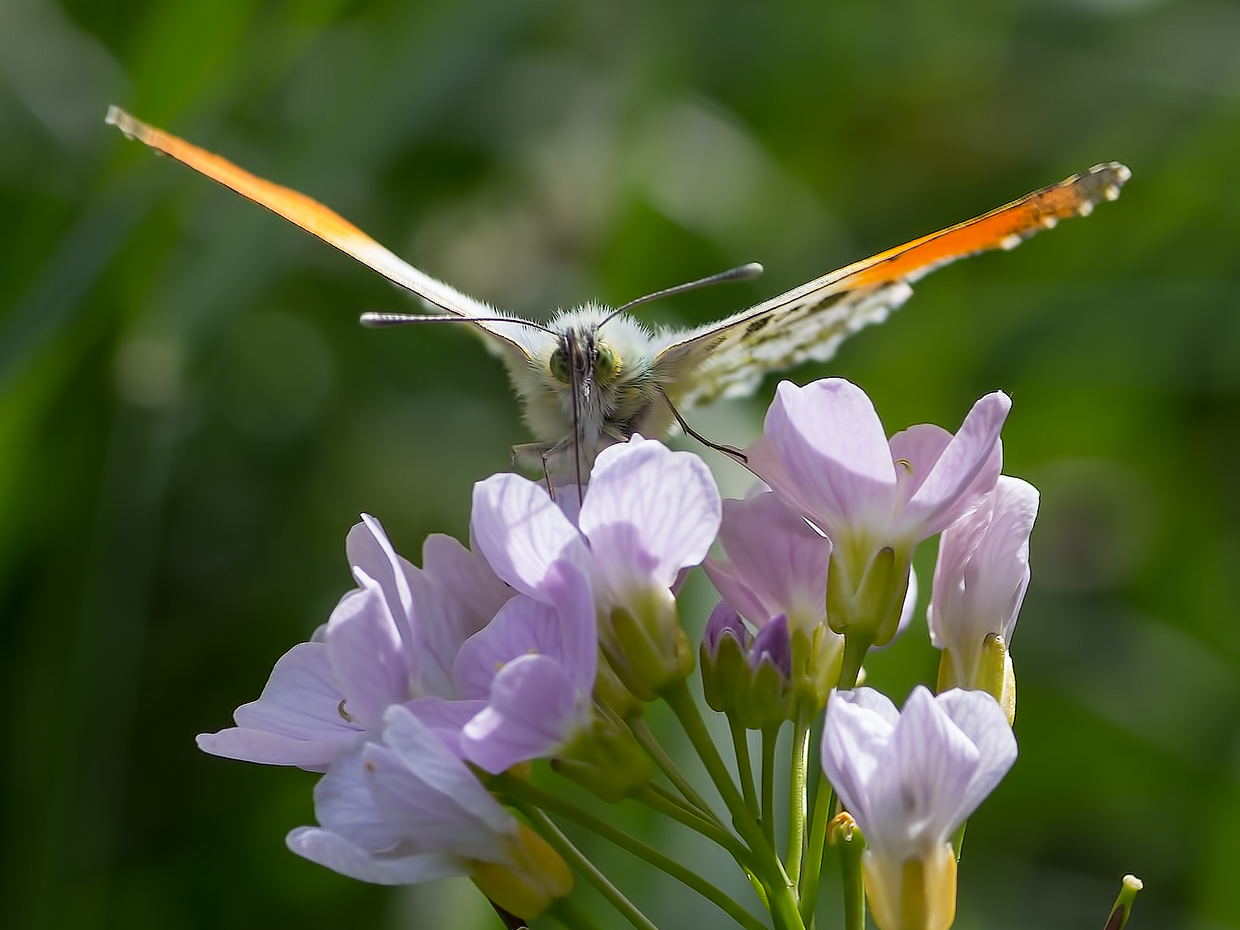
[1072,162,1131,216]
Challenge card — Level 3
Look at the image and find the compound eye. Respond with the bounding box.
[549,346,571,384]
[593,343,618,382]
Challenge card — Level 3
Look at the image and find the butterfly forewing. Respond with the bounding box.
[104,106,544,365]
[653,162,1130,408]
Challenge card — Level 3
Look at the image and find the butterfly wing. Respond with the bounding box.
[656,162,1131,407]
[105,107,546,363]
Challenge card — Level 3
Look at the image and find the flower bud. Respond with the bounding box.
[743,616,796,728]
[551,711,652,802]
[700,602,752,716]
[700,603,799,729]
[472,822,573,920]
[601,595,694,701]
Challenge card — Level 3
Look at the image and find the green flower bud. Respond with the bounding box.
[551,711,651,803]
[600,595,694,702]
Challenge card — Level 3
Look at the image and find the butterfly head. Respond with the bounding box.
[548,324,620,401]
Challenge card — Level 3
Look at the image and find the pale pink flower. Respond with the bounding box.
[928,476,1037,717]
[703,491,833,636]
[287,706,571,918]
[197,515,511,769]
[822,686,1017,930]
[471,436,721,698]
[747,378,1008,645]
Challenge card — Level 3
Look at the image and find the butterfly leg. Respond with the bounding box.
[512,442,553,480]
[656,387,748,464]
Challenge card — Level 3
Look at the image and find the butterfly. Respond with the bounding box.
[106,106,1128,485]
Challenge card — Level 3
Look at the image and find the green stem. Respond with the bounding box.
[1105,875,1143,930]
[838,822,865,930]
[838,635,871,691]
[662,681,805,930]
[730,720,760,820]
[546,896,606,930]
[517,803,660,930]
[635,784,754,867]
[798,775,834,927]
[786,717,810,885]
[760,725,779,849]
[629,717,718,822]
[498,777,764,930]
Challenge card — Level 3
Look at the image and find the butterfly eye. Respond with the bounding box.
[594,343,618,383]
[549,347,571,384]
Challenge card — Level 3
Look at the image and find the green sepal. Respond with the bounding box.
[701,628,750,716]
[593,651,646,721]
[741,652,796,729]
[827,546,910,646]
[604,600,694,702]
[551,712,651,803]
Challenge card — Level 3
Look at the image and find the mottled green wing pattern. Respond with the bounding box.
[655,280,913,407]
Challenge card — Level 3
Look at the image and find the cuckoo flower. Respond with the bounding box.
[928,476,1038,722]
[451,562,599,774]
[704,491,843,708]
[748,378,1008,648]
[471,436,721,700]
[287,706,572,920]
[197,515,511,769]
[823,687,1017,930]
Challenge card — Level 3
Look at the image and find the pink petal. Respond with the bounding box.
[199,642,361,769]
[471,473,586,599]
[326,577,413,727]
[708,492,831,632]
[414,533,513,698]
[461,654,584,773]
[758,379,897,537]
[346,515,418,651]
[900,392,1009,539]
[374,707,514,850]
[935,689,1019,822]
[579,438,721,593]
[286,827,464,885]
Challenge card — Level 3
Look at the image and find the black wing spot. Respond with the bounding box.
[744,315,772,338]
[805,291,848,315]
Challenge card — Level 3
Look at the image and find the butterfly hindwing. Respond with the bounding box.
[655,281,913,407]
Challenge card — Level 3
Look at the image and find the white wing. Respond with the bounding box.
[655,162,1131,408]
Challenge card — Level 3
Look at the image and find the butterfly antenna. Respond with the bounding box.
[568,334,587,501]
[360,312,558,336]
[657,386,748,464]
[599,262,763,328]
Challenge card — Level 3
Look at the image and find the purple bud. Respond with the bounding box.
[703,600,749,657]
[750,615,792,680]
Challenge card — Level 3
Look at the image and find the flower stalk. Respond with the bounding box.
[196,378,1138,930]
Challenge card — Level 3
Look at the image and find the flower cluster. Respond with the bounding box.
[200,376,1054,930]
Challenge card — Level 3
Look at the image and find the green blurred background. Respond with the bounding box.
[2,0,1238,927]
